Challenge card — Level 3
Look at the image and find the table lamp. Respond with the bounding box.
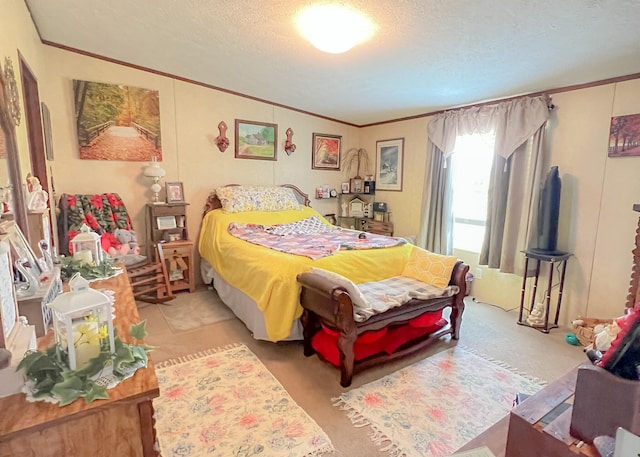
[143,158,166,204]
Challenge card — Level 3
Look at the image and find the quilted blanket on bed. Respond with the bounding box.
[228,216,406,260]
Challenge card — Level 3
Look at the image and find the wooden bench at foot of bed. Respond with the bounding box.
[296,260,469,387]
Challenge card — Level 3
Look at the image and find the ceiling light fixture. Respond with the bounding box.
[296,4,375,54]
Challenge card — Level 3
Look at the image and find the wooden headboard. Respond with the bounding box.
[202,184,311,217]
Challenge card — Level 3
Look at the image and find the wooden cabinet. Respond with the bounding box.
[0,272,160,457]
[337,192,374,230]
[145,203,189,259]
[362,219,394,236]
[337,192,395,235]
[161,240,195,294]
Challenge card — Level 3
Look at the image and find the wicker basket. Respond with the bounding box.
[572,316,613,346]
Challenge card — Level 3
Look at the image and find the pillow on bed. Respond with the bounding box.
[215,186,301,213]
[402,247,457,289]
[309,268,372,321]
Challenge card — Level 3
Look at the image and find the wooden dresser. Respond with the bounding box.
[456,367,597,456]
[0,272,160,457]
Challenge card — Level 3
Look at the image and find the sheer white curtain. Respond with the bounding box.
[422,95,552,272]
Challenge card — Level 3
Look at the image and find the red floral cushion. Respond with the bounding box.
[63,193,134,254]
[311,312,447,367]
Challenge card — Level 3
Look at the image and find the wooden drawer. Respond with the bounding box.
[151,204,185,217]
[362,220,394,236]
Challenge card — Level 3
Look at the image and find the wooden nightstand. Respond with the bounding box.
[362,219,394,236]
[145,202,189,259]
[161,240,195,293]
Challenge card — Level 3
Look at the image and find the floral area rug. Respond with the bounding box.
[154,344,334,457]
[334,346,543,457]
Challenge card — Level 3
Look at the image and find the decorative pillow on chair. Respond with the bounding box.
[402,247,457,289]
[215,186,301,213]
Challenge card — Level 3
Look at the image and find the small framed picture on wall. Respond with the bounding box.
[376,138,404,191]
[341,182,350,193]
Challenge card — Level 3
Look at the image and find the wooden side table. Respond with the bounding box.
[161,240,195,293]
[518,250,573,333]
[145,203,189,259]
[0,272,160,457]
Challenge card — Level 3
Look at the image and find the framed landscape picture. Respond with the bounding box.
[375,138,404,191]
[73,80,161,161]
[235,119,277,161]
[312,133,341,170]
[609,113,640,157]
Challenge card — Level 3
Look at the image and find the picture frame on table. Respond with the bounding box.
[341,182,350,193]
[235,119,278,161]
[0,220,43,279]
[166,182,184,203]
[312,133,341,170]
[375,138,404,191]
[156,216,177,230]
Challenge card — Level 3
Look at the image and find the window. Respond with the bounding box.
[451,132,496,252]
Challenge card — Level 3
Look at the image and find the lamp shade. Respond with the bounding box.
[143,161,166,178]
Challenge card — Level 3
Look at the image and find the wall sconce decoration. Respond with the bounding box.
[215,121,230,152]
[284,127,296,155]
[2,57,21,126]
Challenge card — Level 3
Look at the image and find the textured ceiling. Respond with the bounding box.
[25,0,640,126]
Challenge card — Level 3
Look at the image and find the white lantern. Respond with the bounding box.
[71,223,102,266]
[48,274,114,371]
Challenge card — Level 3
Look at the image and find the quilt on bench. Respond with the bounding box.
[310,267,458,322]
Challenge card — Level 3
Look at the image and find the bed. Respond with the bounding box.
[199,184,415,341]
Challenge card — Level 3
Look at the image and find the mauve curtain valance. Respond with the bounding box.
[427,95,552,159]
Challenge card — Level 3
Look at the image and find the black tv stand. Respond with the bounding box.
[518,249,573,333]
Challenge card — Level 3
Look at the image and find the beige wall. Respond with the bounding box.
[6,0,640,323]
[362,82,640,323]
[42,49,360,265]
[0,0,46,192]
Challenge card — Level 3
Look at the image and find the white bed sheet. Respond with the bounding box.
[201,259,303,341]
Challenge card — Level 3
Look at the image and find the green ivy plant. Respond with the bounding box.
[59,255,118,281]
[17,321,153,406]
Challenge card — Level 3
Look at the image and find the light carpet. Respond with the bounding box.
[154,344,334,457]
[334,346,543,457]
[157,288,235,333]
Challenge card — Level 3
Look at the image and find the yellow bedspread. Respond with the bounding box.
[198,206,412,341]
